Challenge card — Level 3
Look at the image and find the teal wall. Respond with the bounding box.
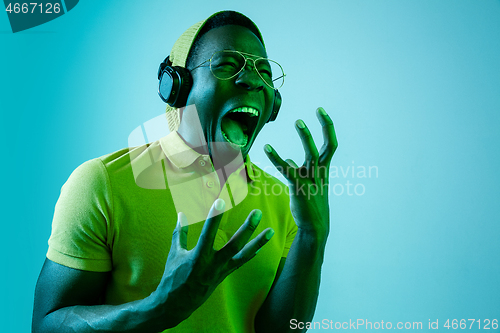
[1,1,499,331]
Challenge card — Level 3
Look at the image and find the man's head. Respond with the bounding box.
[185,11,264,70]
[162,11,282,162]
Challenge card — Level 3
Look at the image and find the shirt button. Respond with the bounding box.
[199,160,206,167]
[207,181,214,188]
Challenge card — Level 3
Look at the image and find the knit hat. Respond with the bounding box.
[164,10,264,132]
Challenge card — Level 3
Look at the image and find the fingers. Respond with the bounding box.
[316,107,338,166]
[218,209,262,261]
[196,199,225,254]
[229,228,275,270]
[173,212,188,250]
[284,159,299,179]
[266,108,337,183]
[295,119,319,173]
[264,144,294,182]
[285,158,299,168]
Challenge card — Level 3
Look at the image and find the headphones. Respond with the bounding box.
[158,56,281,122]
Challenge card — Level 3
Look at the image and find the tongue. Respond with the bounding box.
[221,117,246,145]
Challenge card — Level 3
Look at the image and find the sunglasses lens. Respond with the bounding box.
[256,59,285,89]
[210,51,285,89]
[210,51,245,79]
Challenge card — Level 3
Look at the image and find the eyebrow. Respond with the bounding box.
[222,49,269,59]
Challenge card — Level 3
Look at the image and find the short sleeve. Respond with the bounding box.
[47,159,113,272]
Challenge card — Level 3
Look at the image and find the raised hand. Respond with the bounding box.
[151,198,274,324]
[264,107,338,238]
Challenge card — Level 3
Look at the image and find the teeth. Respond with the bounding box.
[230,107,259,117]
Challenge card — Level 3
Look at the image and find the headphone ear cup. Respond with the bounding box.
[267,90,282,122]
[158,65,193,108]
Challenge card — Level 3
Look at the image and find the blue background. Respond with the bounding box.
[1,0,499,331]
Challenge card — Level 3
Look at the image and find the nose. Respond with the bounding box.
[234,60,264,92]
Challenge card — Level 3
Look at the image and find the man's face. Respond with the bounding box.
[181,24,275,163]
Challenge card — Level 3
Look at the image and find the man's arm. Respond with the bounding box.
[255,107,337,333]
[255,232,327,333]
[32,259,172,333]
[33,200,274,333]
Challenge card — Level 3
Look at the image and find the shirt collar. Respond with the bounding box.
[159,131,257,181]
[159,131,201,169]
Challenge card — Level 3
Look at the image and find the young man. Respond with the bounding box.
[32,10,338,333]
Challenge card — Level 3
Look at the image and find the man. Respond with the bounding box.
[32,10,338,333]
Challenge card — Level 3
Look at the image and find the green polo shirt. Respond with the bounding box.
[47,131,297,333]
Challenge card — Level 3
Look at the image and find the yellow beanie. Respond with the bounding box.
[164,11,264,132]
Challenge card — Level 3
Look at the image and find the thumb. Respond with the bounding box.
[173,212,189,250]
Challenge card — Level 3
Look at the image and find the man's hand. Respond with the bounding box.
[151,198,275,324]
[33,199,274,333]
[255,108,337,332]
[264,107,338,239]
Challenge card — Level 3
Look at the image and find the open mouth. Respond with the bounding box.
[221,107,259,148]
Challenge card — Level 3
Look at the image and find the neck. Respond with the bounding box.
[176,105,247,183]
[176,131,246,184]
